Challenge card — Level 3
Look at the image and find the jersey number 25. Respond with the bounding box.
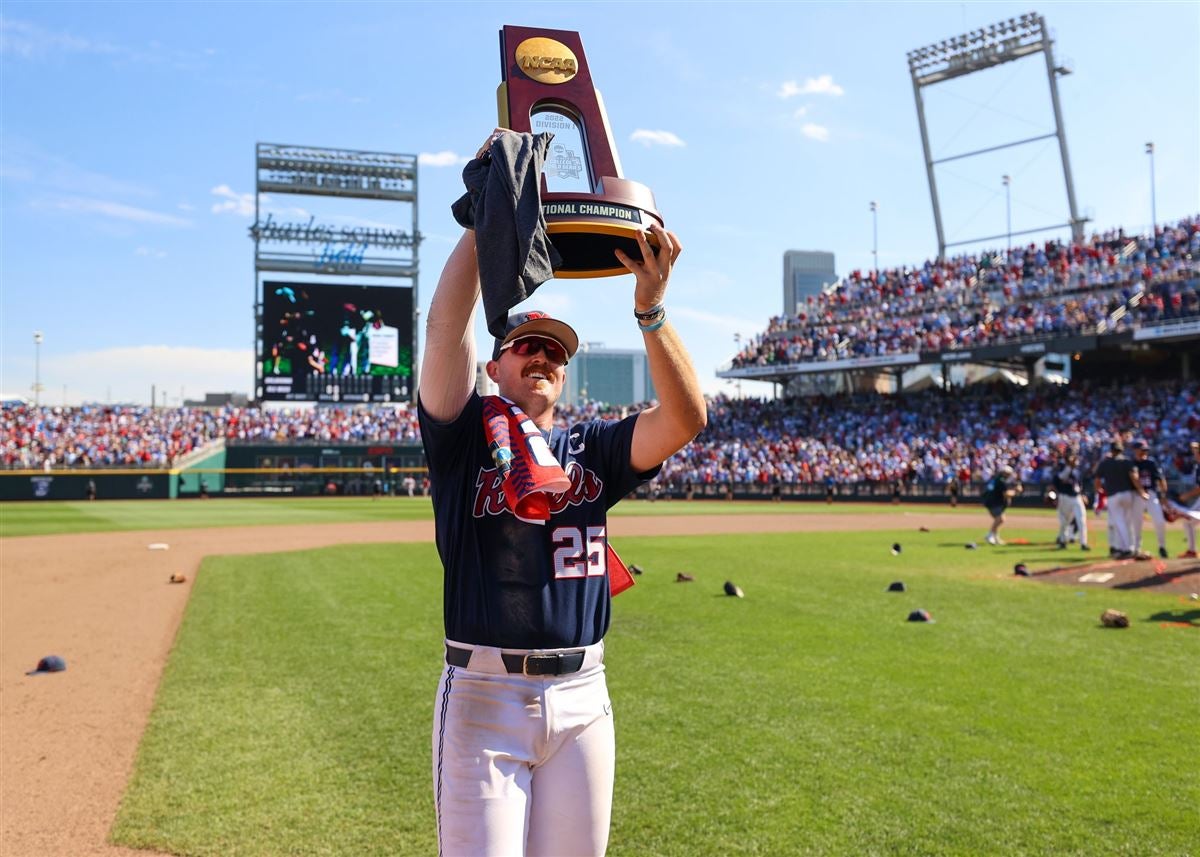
[552,526,607,579]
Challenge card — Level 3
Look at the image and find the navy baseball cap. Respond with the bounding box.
[491,311,579,362]
[26,654,66,675]
[1131,439,1148,450]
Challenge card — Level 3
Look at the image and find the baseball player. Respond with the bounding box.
[1052,450,1090,551]
[419,133,705,856]
[1130,440,1169,559]
[1178,441,1200,558]
[1094,440,1148,559]
[982,464,1021,545]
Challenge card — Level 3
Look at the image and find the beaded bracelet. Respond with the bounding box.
[639,313,667,333]
[634,303,665,321]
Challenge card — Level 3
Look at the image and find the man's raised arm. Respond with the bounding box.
[418,230,480,422]
[616,225,708,473]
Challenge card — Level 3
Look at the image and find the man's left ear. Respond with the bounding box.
[486,360,499,382]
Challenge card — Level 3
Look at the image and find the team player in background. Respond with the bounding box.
[1130,440,1169,559]
[1178,441,1200,558]
[982,464,1021,545]
[1052,450,1090,551]
[418,130,706,857]
[1094,441,1148,560]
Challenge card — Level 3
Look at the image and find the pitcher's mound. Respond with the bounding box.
[1028,554,1199,595]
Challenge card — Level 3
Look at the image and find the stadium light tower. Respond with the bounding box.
[1002,175,1012,261]
[870,201,879,277]
[1145,142,1157,232]
[906,12,1086,259]
[733,333,743,398]
[32,330,43,407]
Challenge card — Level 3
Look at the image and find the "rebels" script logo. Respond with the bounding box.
[474,460,603,518]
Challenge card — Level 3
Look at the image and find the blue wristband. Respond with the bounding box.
[639,315,667,333]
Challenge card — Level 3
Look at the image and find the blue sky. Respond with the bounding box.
[2,1,1197,406]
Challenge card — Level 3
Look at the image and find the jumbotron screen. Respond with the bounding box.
[261,280,413,403]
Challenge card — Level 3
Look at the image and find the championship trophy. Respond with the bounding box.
[497,25,663,277]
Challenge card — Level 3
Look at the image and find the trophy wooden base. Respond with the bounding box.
[543,177,664,278]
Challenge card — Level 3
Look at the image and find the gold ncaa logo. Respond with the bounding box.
[515,37,578,84]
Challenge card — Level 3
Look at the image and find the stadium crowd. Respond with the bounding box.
[0,404,422,469]
[647,380,1198,491]
[731,217,1200,368]
[6,382,1195,491]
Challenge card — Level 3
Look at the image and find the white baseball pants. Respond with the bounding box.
[1106,491,1138,553]
[1056,493,1088,546]
[1186,499,1200,552]
[433,641,613,857]
[1131,493,1167,553]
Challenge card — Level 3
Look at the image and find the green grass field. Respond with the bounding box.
[0,496,1051,538]
[103,521,1198,856]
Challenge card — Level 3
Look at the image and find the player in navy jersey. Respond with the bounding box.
[419,129,706,857]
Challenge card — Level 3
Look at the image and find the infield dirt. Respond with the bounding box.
[1,509,1192,856]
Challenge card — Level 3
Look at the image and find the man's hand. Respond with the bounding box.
[475,128,512,160]
[614,224,682,311]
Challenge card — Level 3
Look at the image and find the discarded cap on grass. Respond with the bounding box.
[918,526,931,533]
[723,580,744,598]
[26,655,66,675]
[675,572,694,583]
[891,543,902,555]
[887,581,906,592]
[1100,608,1129,628]
[629,564,644,576]
[1013,563,1031,577]
[964,542,978,550]
[906,609,934,623]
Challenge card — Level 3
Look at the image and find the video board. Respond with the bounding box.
[261,281,413,403]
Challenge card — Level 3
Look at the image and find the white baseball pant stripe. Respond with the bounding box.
[1106,490,1138,552]
[433,641,613,857]
[1131,493,1167,553]
[1056,494,1088,546]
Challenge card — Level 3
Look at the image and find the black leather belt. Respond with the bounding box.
[445,644,587,676]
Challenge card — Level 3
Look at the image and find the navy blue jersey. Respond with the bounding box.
[1134,457,1163,491]
[1096,456,1137,494]
[1052,464,1084,496]
[419,391,659,649]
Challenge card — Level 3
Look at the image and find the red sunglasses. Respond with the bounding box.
[501,335,569,365]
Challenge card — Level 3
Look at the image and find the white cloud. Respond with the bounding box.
[38,345,253,405]
[0,17,121,59]
[38,196,193,226]
[419,151,469,167]
[801,123,830,142]
[210,184,255,217]
[793,106,808,119]
[134,246,167,258]
[177,201,195,211]
[778,74,845,98]
[629,129,686,148]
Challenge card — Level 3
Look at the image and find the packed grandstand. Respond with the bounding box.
[729,216,1199,369]
[3,218,1197,492]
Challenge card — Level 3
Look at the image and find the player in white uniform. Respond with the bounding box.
[419,128,706,857]
[1130,440,1169,559]
[1052,450,1090,551]
[1179,441,1200,558]
[1094,441,1147,559]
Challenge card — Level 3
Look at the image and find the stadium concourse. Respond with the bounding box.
[731,216,1199,368]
